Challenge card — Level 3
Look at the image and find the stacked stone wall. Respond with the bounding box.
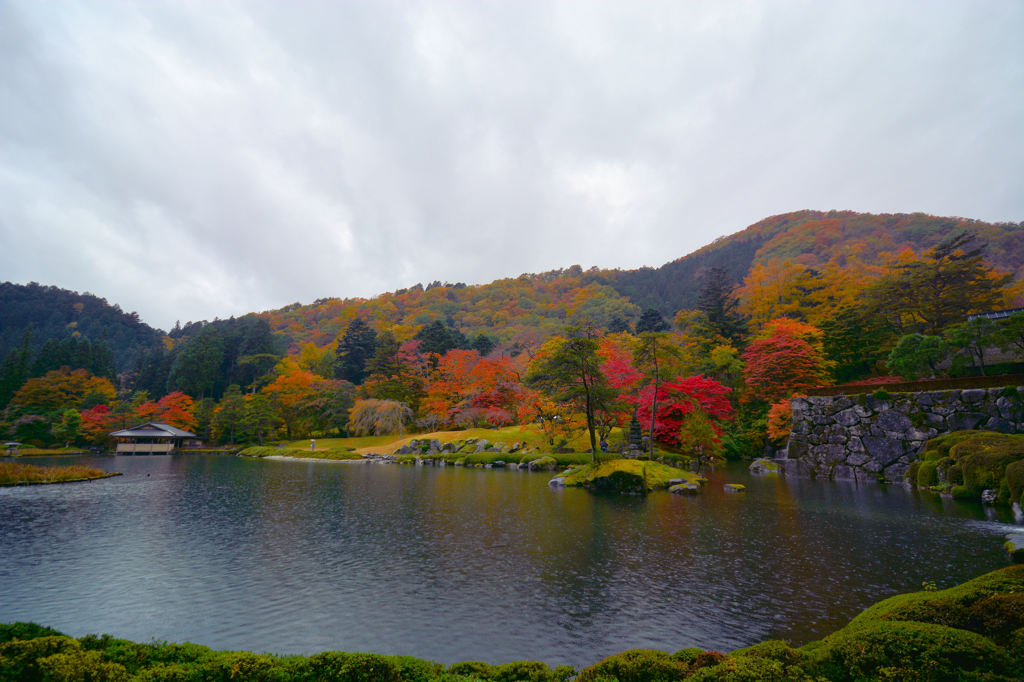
[782,386,1024,483]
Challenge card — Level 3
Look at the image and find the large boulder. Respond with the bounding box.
[528,456,558,471]
[749,458,779,475]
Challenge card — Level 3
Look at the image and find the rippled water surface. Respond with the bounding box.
[0,454,1017,667]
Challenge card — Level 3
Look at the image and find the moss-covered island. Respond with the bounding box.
[905,431,1024,505]
[0,461,120,486]
[553,459,706,494]
[3,565,1022,681]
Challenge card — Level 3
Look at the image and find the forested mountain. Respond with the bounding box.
[0,282,163,369]
[607,210,1024,317]
[4,209,1023,448]
[4,210,1022,383]
[263,210,1024,351]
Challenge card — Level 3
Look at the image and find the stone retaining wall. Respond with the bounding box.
[781,386,1024,483]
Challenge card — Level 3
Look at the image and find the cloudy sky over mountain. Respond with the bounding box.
[2,0,1022,330]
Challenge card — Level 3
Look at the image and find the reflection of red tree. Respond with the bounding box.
[635,375,733,446]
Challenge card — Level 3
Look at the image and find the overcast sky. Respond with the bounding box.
[2,1,1022,331]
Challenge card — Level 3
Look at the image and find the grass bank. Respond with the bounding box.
[237,446,364,461]
[3,565,1021,680]
[4,447,87,457]
[0,461,120,486]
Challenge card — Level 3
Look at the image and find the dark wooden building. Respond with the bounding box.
[110,422,200,455]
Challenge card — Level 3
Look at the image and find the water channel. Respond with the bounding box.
[0,454,1018,668]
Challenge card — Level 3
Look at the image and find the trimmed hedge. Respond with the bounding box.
[3,566,1022,681]
[907,431,1024,504]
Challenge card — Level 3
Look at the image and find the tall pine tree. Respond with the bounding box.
[334,318,378,384]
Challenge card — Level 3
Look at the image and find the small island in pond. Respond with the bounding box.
[0,461,120,486]
[552,459,706,494]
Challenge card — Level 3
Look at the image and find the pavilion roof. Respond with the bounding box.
[110,422,197,439]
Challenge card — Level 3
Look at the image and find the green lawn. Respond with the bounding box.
[282,424,643,457]
[6,447,87,457]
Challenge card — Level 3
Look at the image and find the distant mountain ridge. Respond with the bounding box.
[3,210,1022,370]
[606,210,1024,316]
[0,282,163,370]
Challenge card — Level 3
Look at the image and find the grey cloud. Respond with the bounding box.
[1,0,1021,330]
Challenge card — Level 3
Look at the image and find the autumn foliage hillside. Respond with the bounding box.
[261,210,1024,351]
[3,210,1023,456]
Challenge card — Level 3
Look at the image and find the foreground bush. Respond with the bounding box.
[2,565,1022,680]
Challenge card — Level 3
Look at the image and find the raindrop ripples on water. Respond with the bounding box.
[0,454,1014,668]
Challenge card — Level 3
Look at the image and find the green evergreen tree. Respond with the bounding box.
[607,317,633,334]
[946,317,998,376]
[414,320,470,356]
[697,267,747,343]
[0,328,33,408]
[887,334,947,379]
[470,334,495,357]
[167,325,224,399]
[864,232,1011,336]
[334,318,378,384]
[635,308,670,334]
[213,385,247,444]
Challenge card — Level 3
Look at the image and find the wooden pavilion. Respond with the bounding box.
[110,422,200,455]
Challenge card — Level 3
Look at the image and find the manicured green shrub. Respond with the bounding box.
[905,461,921,484]
[725,639,803,666]
[951,484,974,500]
[1003,459,1024,504]
[517,452,591,466]
[0,622,66,644]
[915,460,939,487]
[448,660,492,677]
[804,620,1014,681]
[669,647,704,664]
[129,661,201,681]
[687,655,807,681]
[79,635,217,673]
[37,648,129,681]
[297,651,405,682]
[388,654,444,682]
[575,648,690,682]
[0,635,82,681]
[489,660,574,681]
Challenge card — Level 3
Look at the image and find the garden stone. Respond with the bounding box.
[862,436,904,467]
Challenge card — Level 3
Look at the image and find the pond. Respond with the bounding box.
[0,454,1017,668]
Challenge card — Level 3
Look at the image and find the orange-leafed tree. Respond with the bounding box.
[742,319,830,403]
[261,358,317,438]
[421,349,526,429]
[154,392,197,431]
[9,368,116,412]
[766,399,795,443]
